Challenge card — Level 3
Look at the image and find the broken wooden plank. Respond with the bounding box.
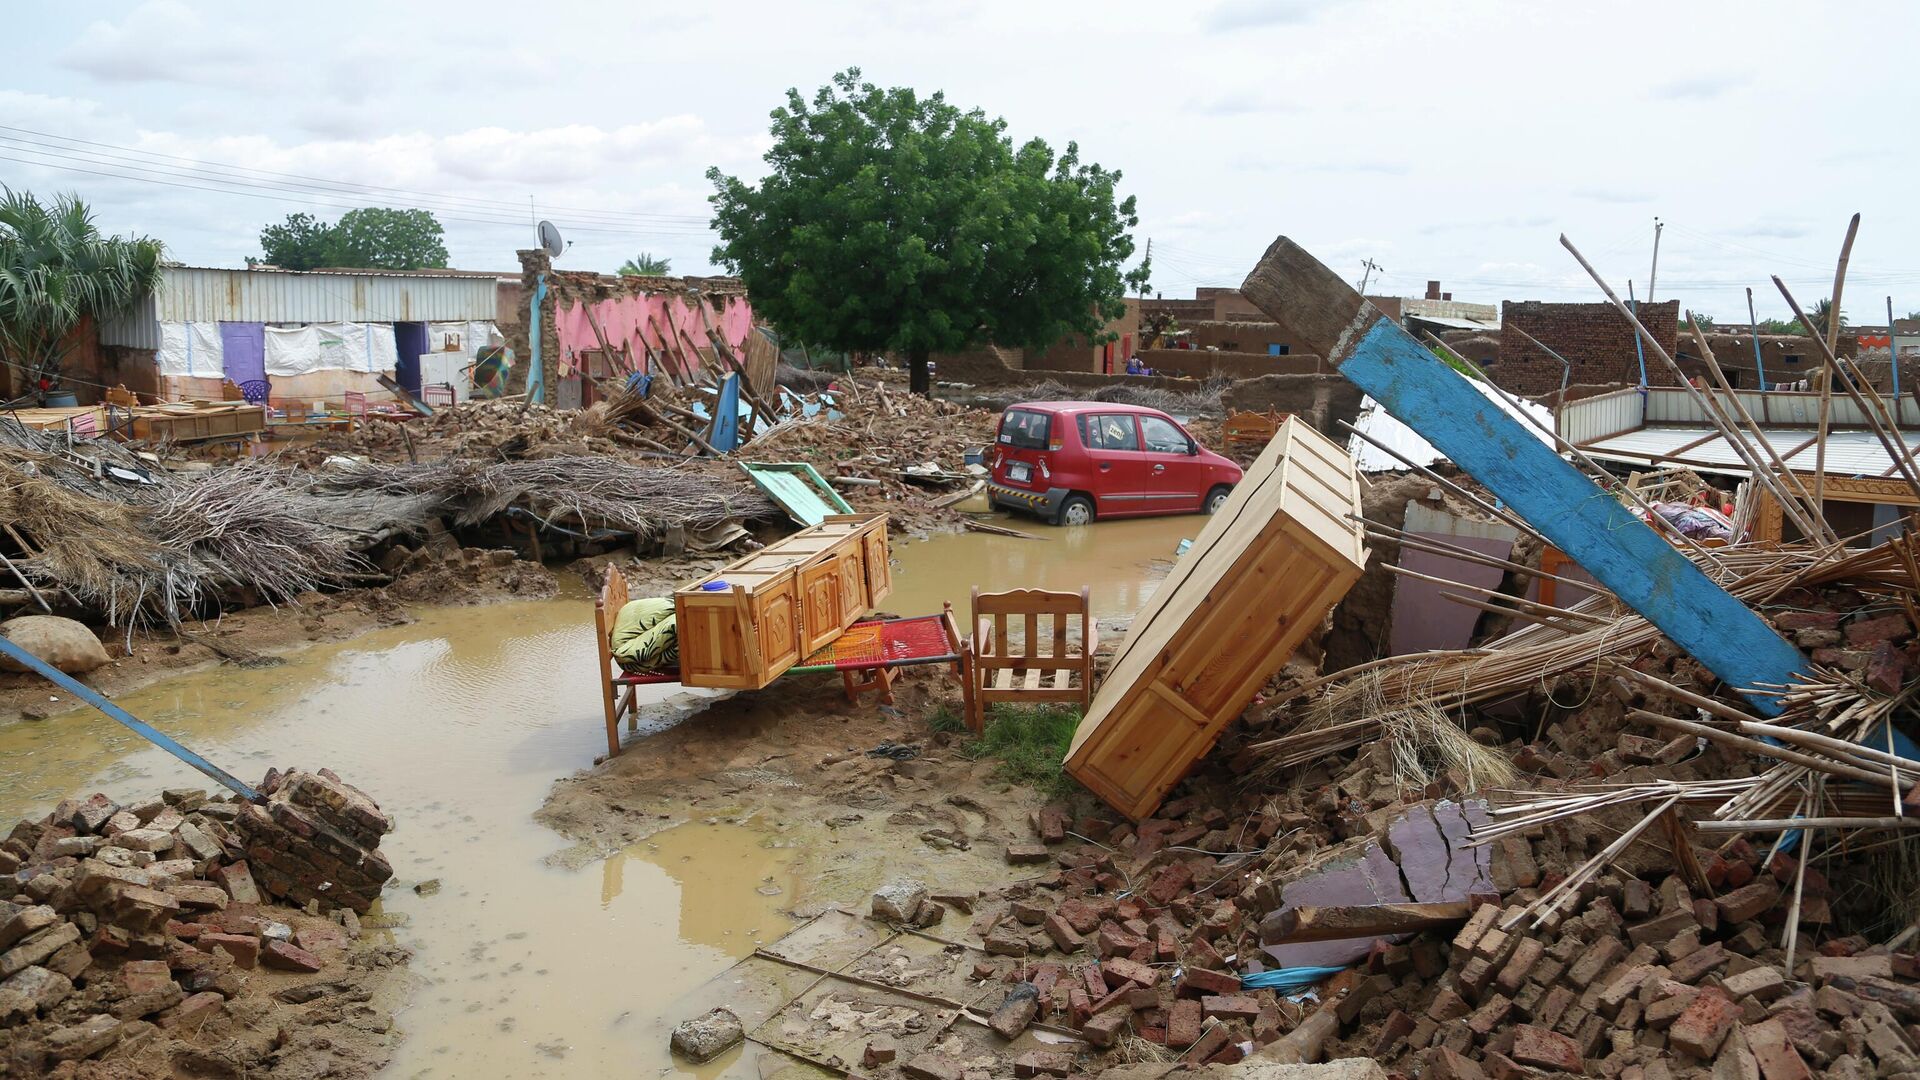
[1239,236,1810,717]
[1258,901,1473,945]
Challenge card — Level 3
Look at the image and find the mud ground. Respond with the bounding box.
[538,669,1060,907]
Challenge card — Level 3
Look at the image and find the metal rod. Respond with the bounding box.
[1747,287,1769,391]
[1337,421,1545,542]
[0,636,262,803]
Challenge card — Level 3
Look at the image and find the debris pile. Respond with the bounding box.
[0,770,404,1075]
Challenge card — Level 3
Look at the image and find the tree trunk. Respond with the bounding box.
[909,349,931,396]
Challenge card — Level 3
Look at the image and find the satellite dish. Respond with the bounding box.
[537,220,565,258]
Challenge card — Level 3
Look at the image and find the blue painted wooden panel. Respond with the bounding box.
[1339,318,1809,715]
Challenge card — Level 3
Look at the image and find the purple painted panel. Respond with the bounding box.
[1389,533,1513,655]
[219,322,268,403]
[1263,841,1409,969]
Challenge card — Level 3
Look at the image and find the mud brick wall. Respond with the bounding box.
[1138,349,1324,381]
[1493,300,1681,396]
[236,770,392,914]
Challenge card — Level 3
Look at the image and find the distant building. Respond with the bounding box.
[94,264,515,406]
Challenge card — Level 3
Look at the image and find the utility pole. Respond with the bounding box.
[1357,258,1382,295]
[1746,287,1767,391]
[1138,238,1151,306]
[1647,217,1663,300]
[1891,295,1902,401]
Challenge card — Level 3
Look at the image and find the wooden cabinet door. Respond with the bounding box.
[799,562,841,654]
[837,548,868,626]
[756,585,803,681]
[862,527,892,606]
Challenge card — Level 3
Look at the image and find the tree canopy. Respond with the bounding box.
[618,252,672,276]
[0,187,163,395]
[708,69,1146,393]
[256,207,448,271]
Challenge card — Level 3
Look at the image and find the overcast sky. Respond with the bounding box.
[5,0,1916,323]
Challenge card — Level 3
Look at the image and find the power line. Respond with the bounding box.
[0,149,714,243]
[0,124,715,228]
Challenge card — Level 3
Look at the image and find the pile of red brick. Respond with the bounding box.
[1770,602,1915,696]
[1374,855,1920,1080]
[0,770,393,1070]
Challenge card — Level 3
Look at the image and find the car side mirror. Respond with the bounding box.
[1188,441,1200,455]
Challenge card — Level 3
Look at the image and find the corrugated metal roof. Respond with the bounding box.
[1349,379,1558,472]
[1583,425,1920,479]
[1407,314,1500,332]
[100,265,503,347]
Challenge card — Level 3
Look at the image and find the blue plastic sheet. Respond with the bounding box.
[1238,966,1345,993]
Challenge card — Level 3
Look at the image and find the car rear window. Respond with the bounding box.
[1079,413,1140,451]
[999,409,1052,448]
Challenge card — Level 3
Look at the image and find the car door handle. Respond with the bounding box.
[1152,464,1166,472]
[1098,463,1111,471]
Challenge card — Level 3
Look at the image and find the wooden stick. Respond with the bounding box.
[1629,710,1903,790]
[1359,517,1613,597]
[1774,277,1920,500]
[1737,720,1920,778]
[964,519,1046,540]
[0,550,51,612]
[1472,360,1724,561]
[1338,421,1546,542]
[1815,215,1862,514]
[1257,901,1472,945]
[1695,816,1920,831]
[1684,319,1832,545]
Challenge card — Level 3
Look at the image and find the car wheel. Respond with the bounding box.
[1205,486,1232,515]
[1056,495,1095,527]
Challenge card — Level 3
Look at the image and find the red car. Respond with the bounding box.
[987,402,1243,526]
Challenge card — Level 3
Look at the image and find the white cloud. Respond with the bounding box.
[1203,0,1354,30]
[58,2,255,85]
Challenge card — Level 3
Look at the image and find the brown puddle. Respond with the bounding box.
[887,514,1193,623]
[0,519,1192,1077]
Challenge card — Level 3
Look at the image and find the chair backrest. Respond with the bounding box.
[66,412,99,442]
[1224,409,1286,445]
[106,384,139,408]
[595,567,631,655]
[971,586,1090,668]
[343,391,368,416]
[422,384,455,407]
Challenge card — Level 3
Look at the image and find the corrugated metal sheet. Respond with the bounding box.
[1584,425,1920,479]
[100,266,502,347]
[1350,380,1558,472]
[1556,387,1644,445]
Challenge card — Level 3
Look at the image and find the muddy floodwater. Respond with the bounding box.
[0,516,1192,1077]
[888,515,1189,623]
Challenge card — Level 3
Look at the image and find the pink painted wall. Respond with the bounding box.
[553,293,754,381]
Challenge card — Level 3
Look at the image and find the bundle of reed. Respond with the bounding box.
[332,456,782,541]
[1248,540,1881,786]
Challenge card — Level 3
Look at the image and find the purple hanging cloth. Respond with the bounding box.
[219,322,269,403]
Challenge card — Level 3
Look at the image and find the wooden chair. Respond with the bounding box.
[422,383,456,408]
[593,567,678,760]
[1223,409,1287,454]
[961,586,1097,734]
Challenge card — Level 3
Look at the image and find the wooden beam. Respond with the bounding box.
[1257,901,1473,945]
[1240,236,1812,717]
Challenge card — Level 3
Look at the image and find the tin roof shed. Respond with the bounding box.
[99,265,509,350]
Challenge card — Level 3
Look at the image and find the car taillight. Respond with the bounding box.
[1048,439,1064,451]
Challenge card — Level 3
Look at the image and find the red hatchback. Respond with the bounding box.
[987,402,1243,526]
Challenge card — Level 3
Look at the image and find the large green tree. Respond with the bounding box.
[708,69,1145,394]
[0,187,163,396]
[256,207,449,271]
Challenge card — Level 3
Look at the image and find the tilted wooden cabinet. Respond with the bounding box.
[676,513,892,690]
[1064,418,1365,820]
